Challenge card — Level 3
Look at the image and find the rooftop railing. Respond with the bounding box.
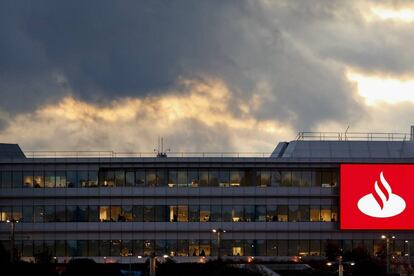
[296,131,411,141]
[23,151,273,158]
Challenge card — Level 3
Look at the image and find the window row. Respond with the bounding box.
[2,239,412,258]
[0,169,338,188]
[0,204,338,223]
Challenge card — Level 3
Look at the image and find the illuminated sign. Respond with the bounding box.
[340,164,413,230]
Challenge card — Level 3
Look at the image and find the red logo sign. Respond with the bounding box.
[340,164,413,230]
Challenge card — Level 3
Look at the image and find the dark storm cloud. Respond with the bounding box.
[2,0,412,135]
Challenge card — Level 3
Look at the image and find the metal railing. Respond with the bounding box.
[23,151,273,158]
[296,131,410,141]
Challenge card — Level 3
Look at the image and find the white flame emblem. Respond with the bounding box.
[357,171,406,218]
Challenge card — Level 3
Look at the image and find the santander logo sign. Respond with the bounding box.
[357,171,406,218]
[341,164,413,230]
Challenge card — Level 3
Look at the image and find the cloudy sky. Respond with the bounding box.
[1,0,414,153]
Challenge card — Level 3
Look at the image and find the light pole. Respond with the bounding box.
[212,228,226,259]
[6,218,19,263]
[405,240,410,258]
[381,234,395,274]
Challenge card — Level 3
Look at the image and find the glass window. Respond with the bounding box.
[88,240,100,256]
[125,171,135,186]
[277,205,288,222]
[320,205,331,222]
[1,171,11,188]
[121,240,133,256]
[177,170,187,187]
[55,171,66,188]
[199,170,209,187]
[34,240,44,256]
[78,240,88,257]
[133,206,143,222]
[298,240,309,256]
[155,240,166,256]
[44,205,55,222]
[100,206,111,222]
[12,171,22,188]
[23,171,33,188]
[66,171,77,188]
[121,205,133,222]
[188,170,199,187]
[78,171,88,187]
[310,240,321,256]
[232,205,244,222]
[189,205,199,222]
[110,206,121,222]
[289,205,299,222]
[209,171,219,186]
[199,240,211,256]
[135,170,145,186]
[33,171,44,188]
[298,205,310,222]
[233,240,244,256]
[271,170,281,186]
[177,206,188,222]
[22,206,33,223]
[244,205,255,222]
[144,240,154,256]
[155,205,167,222]
[288,240,299,256]
[256,240,266,256]
[11,206,22,221]
[146,170,157,187]
[56,240,66,256]
[101,171,115,187]
[291,171,301,187]
[222,206,232,222]
[177,240,188,256]
[281,171,291,187]
[189,240,199,256]
[144,206,155,222]
[331,205,338,222]
[22,240,33,257]
[44,171,55,188]
[157,170,167,186]
[168,170,177,188]
[200,205,210,222]
[255,205,267,222]
[88,171,98,187]
[134,240,143,256]
[86,205,98,222]
[115,171,125,187]
[99,240,110,257]
[77,205,88,222]
[267,240,278,256]
[257,171,271,187]
[266,205,278,222]
[245,240,255,256]
[310,206,320,222]
[66,205,77,222]
[34,206,44,223]
[0,206,11,222]
[230,171,243,187]
[301,171,313,187]
[211,205,221,222]
[219,170,230,187]
[55,206,66,222]
[67,240,77,256]
[111,240,121,256]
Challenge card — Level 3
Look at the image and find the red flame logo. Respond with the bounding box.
[372,172,392,210]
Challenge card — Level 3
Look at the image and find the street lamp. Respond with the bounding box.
[6,218,19,263]
[405,240,410,258]
[381,234,395,273]
[212,228,226,259]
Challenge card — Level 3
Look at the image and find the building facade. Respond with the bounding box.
[1,132,414,263]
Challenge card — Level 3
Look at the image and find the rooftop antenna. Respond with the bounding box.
[154,136,170,158]
[344,125,350,141]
